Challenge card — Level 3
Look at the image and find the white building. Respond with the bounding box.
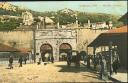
[22,11,34,26]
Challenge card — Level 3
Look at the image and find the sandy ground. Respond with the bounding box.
[0,61,110,83]
[111,72,127,82]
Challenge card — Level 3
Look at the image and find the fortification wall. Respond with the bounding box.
[0,30,33,49]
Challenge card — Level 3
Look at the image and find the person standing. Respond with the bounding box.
[48,55,50,63]
[67,53,72,66]
[76,52,80,67]
[41,52,45,62]
[87,55,91,68]
[37,57,41,65]
[24,56,27,64]
[51,55,54,63]
[99,56,108,80]
[9,56,13,69]
[99,56,104,79]
[112,57,120,74]
[19,56,23,67]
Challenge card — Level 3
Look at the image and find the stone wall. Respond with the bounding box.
[35,29,77,61]
[77,28,108,54]
[0,30,33,49]
[0,28,108,60]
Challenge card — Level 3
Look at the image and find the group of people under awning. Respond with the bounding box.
[86,25,127,80]
[92,49,120,80]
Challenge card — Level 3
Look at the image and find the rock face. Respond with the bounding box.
[59,8,75,14]
[0,2,16,11]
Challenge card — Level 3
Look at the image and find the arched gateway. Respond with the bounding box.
[59,43,72,61]
[35,29,77,61]
[40,44,53,62]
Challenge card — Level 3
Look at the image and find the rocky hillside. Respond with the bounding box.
[0,2,42,17]
[0,2,123,30]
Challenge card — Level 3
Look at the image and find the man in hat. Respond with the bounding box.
[9,56,13,69]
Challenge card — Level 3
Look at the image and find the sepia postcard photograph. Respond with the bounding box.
[0,1,127,82]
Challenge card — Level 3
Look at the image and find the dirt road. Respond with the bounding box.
[0,62,110,82]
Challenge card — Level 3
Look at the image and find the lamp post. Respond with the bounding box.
[55,12,60,29]
[57,16,60,29]
[74,13,78,28]
[109,41,113,77]
[43,16,46,29]
[73,12,79,51]
[93,46,96,70]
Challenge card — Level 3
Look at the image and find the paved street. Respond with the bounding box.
[0,61,112,82]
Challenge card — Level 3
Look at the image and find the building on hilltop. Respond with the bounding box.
[37,16,55,29]
[85,21,113,30]
[22,11,34,26]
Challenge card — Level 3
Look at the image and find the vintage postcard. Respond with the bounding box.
[0,1,127,82]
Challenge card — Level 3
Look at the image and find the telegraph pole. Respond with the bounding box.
[32,25,36,63]
[57,16,60,29]
[43,16,46,29]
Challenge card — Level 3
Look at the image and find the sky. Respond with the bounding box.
[9,1,127,16]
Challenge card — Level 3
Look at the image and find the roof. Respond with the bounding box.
[18,48,31,53]
[0,43,20,52]
[88,25,128,47]
[45,17,54,23]
[105,25,127,33]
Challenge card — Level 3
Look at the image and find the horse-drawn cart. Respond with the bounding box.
[67,50,80,67]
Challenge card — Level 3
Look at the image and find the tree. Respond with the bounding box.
[0,18,22,31]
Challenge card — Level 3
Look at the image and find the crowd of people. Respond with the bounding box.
[8,50,120,81]
[83,51,120,80]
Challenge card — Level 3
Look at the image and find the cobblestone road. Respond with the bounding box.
[0,62,112,82]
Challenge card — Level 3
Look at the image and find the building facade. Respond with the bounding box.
[35,29,77,61]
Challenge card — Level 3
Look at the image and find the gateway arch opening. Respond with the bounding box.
[59,43,72,61]
[40,44,53,62]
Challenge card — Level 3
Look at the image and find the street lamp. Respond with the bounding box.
[43,16,46,29]
[73,12,78,28]
[109,41,113,77]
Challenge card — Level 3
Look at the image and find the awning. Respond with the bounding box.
[0,43,20,52]
[88,25,128,47]
[18,48,31,53]
[105,25,127,33]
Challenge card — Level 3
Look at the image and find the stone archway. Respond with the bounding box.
[40,44,53,62]
[59,43,72,61]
